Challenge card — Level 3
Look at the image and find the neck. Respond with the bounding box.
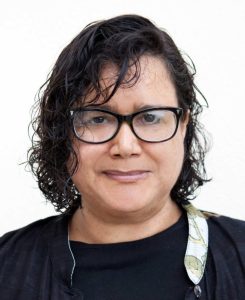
[69,200,182,244]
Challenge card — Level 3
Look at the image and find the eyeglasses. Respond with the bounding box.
[70,107,184,144]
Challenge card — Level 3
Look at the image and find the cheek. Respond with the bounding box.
[71,156,94,195]
[71,143,106,187]
[74,147,94,176]
[154,137,185,178]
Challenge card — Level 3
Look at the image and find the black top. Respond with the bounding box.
[70,213,191,299]
[0,207,245,300]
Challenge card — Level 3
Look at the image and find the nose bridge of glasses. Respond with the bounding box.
[116,114,133,128]
[114,114,136,139]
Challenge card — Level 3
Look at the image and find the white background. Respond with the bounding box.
[0,0,244,236]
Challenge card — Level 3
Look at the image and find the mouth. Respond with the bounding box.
[102,170,150,182]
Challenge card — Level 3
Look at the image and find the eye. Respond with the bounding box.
[89,116,107,124]
[142,113,159,123]
[84,115,111,126]
[75,111,116,127]
[135,111,163,125]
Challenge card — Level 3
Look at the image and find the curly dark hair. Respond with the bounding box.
[28,14,210,214]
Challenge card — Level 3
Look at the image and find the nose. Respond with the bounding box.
[109,123,142,158]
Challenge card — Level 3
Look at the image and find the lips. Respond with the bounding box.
[102,170,150,182]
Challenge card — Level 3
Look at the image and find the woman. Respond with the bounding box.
[0,14,244,300]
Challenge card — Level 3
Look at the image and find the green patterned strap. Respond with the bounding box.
[182,203,209,285]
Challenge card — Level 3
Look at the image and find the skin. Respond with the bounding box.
[69,55,189,244]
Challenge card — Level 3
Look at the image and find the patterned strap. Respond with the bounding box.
[182,203,209,285]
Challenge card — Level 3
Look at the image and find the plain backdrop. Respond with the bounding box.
[0,0,244,236]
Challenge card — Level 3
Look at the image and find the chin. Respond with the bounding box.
[102,192,159,217]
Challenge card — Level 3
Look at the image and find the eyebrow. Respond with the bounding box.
[85,103,164,113]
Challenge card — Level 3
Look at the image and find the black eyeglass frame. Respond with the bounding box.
[70,106,185,144]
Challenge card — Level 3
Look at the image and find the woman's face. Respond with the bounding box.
[71,56,188,221]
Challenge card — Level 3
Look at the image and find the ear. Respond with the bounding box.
[180,109,190,138]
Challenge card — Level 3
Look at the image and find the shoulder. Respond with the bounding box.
[0,215,71,298]
[195,210,245,297]
[202,210,245,271]
[0,215,66,259]
[202,210,245,240]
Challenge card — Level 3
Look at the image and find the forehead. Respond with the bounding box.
[100,55,171,89]
[84,55,178,111]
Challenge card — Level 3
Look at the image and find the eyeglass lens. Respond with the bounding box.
[73,109,179,143]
